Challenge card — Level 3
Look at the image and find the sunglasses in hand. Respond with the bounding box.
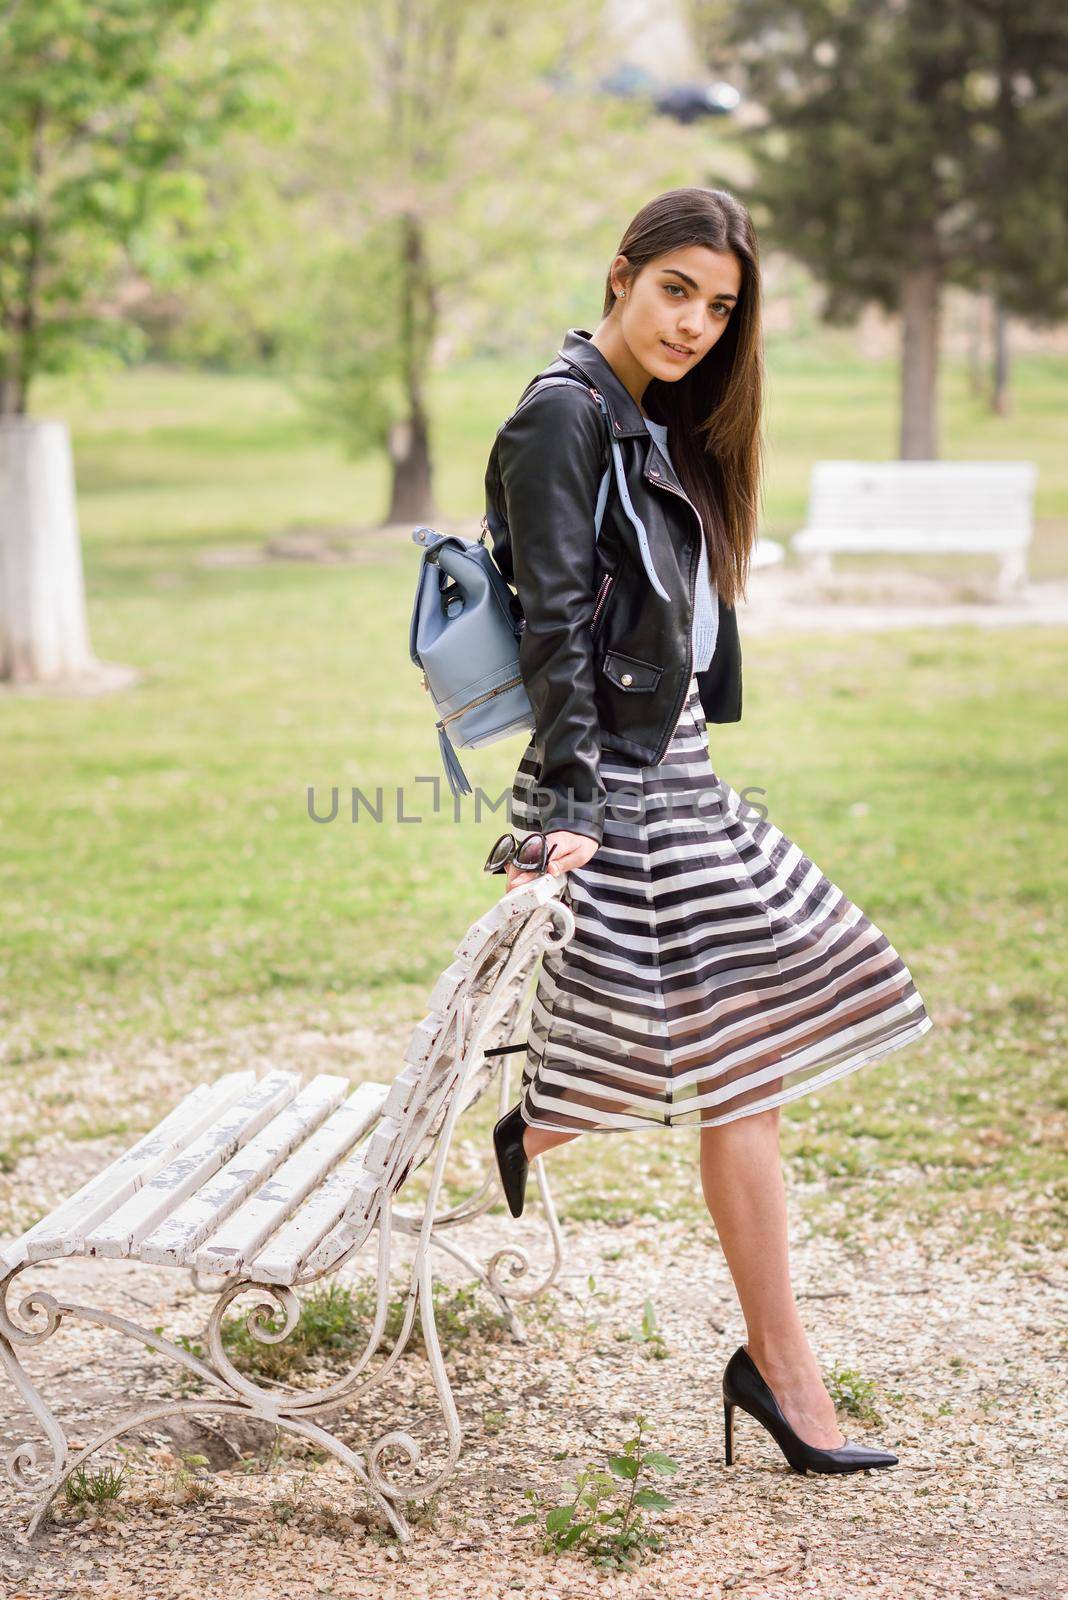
[482,830,559,878]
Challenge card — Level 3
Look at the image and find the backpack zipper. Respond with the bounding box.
[438,672,525,726]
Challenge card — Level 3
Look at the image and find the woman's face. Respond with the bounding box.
[613,244,743,383]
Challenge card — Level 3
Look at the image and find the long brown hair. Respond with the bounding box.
[602,187,764,608]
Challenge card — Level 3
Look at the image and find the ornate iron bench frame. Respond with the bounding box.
[0,874,573,1544]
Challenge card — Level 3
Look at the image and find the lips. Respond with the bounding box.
[661,338,694,356]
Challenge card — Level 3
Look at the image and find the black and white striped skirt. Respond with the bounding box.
[508,674,934,1132]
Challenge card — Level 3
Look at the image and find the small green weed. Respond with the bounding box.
[825,1360,883,1426]
[64,1461,127,1507]
[621,1298,670,1360]
[219,1277,504,1381]
[169,1455,214,1505]
[517,1415,679,1570]
[569,1273,610,1352]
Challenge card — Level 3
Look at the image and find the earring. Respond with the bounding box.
[618,291,626,299]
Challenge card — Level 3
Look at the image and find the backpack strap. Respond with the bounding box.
[490,370,669,601]
[481,373,613,547]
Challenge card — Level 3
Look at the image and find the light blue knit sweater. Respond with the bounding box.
[642,416,719,671]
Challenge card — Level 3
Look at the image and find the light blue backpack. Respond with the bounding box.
[409,372,667,797]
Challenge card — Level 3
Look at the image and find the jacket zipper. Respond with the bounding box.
[647,466,702,530]
[643,467,699,760]
[591,571,614,630]
[438,672,524,726]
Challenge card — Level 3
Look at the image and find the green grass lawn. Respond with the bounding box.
[1,349,1065,1251]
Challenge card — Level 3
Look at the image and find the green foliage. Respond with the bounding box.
[64,1460,127,1506]
[727,0,1068,324]
[517,1415,679,1570]
[568,1272,612,1353]
[825,1361,884,1427]
[291,227,403,459]
[209,1277,506,1382]
[623,1297,670,1360]
[0,0,268,412]
[168,1454,214,1504]
[276,0,699,464]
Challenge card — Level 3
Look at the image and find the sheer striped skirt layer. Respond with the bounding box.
[507,675,934,1133]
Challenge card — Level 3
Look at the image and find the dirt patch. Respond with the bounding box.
[1,1180,1064,1599]
[194,525,1068,640]
[741,566,1068,635]
[196,520,437,569]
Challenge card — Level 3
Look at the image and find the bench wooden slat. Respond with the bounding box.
[248,1148,380,1285]
[193,1082,390,1276]
[2,1072,257,1270]
[84,1072,300,1259]
[137,1075,351,1267]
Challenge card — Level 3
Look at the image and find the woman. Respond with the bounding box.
[481,187,934,1476]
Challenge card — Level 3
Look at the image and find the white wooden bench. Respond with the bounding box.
[791,461,1037,597]
[0,874,574,1544]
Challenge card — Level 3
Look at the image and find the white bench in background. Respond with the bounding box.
[0,874,574,1545]
[752,536,784,568]
[792,460,1037,597]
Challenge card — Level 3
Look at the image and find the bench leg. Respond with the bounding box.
[22,1398,413,1543]
[997,548,1027,598]
[418,1165,564,1344]
[802,549,834,583]
[392,1139,565,1344]
[0,1259,449,1545]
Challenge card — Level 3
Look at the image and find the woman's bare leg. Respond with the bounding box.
[522,1124,581,1161]
[699,1105,846,1449]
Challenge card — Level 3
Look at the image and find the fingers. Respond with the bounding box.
[499,833,598,890]
[546,845,589,876]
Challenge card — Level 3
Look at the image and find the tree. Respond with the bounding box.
[0,0,262,681]
[714,0,1068,456]
[278,0,677,526]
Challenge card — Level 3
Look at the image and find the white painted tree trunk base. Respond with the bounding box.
[0,657,141,699]
[0,419,98,684]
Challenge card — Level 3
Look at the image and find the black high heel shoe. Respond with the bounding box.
[493,1103,530,1218]
[722,1346,899,1475]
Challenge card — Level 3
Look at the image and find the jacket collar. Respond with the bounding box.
[555,327,651,438]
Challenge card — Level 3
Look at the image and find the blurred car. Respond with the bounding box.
[597,65,742,121]
[654,80,742,121]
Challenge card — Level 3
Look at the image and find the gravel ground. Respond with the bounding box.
[1,1189,1065,1600]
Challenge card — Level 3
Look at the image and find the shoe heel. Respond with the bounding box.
[723,1398,736,1466]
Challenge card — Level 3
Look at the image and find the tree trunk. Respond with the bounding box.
[0,419,96,682]
[967,295,986,399]
[992,298,1011,417]
[385,407,435,526]
[899,260,941,459]
[385,210,437,527]
[0,377,28,416]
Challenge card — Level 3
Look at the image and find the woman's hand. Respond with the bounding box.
[504,830,599,890]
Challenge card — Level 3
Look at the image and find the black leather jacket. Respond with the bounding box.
[483,326,743,845]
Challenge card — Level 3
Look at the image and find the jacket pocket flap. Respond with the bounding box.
[602,650,663,691]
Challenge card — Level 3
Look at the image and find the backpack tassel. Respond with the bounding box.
[436,720,473,797]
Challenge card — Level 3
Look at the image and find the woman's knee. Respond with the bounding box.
[699,1102,781,1144]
